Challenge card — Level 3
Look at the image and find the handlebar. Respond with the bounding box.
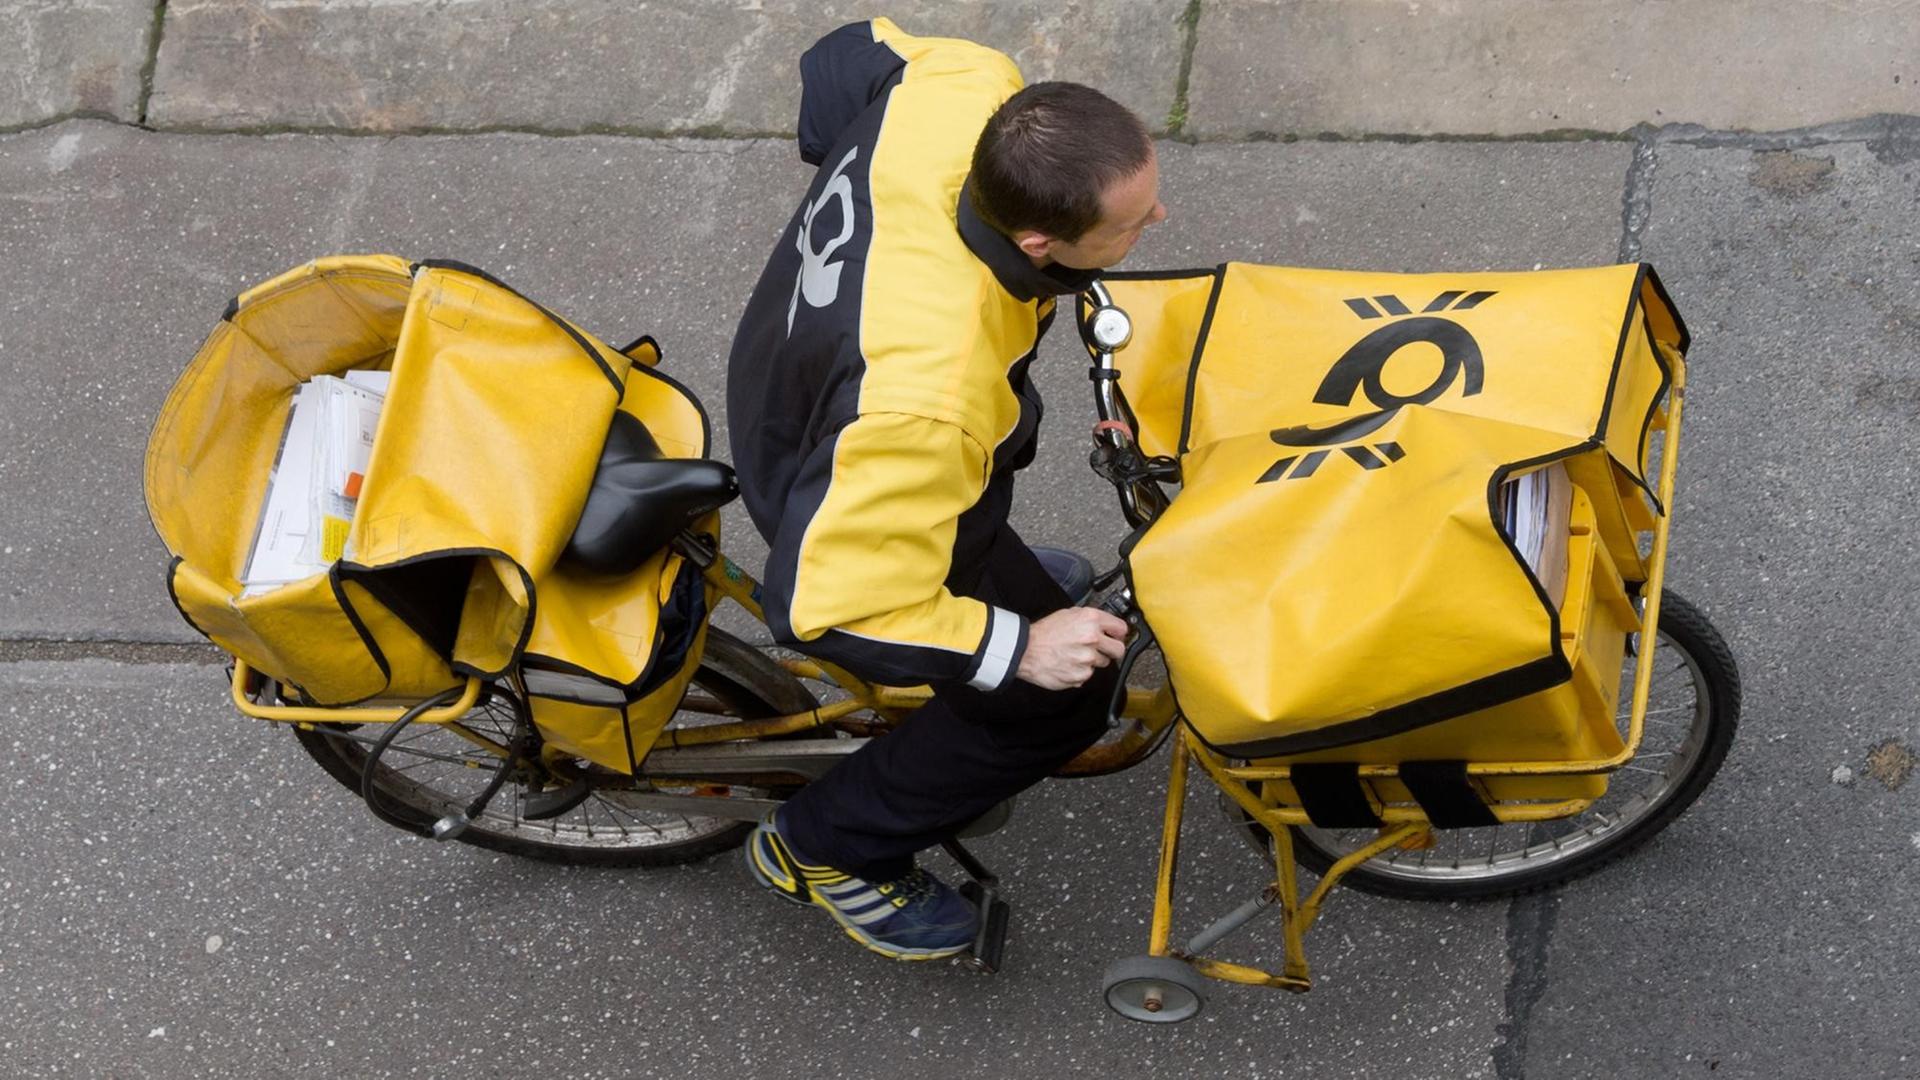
[1078,281,1174,528]
[1082,281,1130,432]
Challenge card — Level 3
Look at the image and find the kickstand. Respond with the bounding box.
[942,837,1011,974]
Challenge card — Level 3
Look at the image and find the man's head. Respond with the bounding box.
[969,82,1166,271]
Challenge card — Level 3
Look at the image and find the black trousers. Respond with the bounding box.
[778,526,1117,880]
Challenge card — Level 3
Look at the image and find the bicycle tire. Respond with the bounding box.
[291,627,820,868]
[1239,590,1740,901]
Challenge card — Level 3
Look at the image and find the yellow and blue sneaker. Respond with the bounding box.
[745,819,978,961]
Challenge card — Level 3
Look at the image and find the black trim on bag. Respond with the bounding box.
[628,568,709,773]
[616,334,660,360]
[320,564,397,707]
[521,653,654,698]
[336,545,537,683]
[1205,652,1572,759]
[1624,303,1675,516]
[1398,760,1500,828]
[1115,531,1202,755]
[411,259,625,396]
[641,569,703,694]
[340,555,471,660]
[163,556,211,639]
[1292,763,1385,828]
[1640,265,1691,354]
[1592,263,1676,514]
[628,359,715,460]
[1175,265,1230,456]
[1098,267,1224,282]
[1591,263,1646,446]
[451,557,539,683]
[515,666,636,705]
[1486,444,1581,649]
[221,295,240,322]
[620,696,644,776]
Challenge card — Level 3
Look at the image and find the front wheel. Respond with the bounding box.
[291,628,819,868]
[1239,590,1740,900]
[1102,956,1208,1024]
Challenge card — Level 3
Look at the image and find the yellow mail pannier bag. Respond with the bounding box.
[145,255,717,773]
[1097,262,1688,762]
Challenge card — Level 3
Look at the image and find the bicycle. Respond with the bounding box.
[161,258,1739,1023]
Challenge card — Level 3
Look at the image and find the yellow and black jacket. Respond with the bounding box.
[727,19,1097,691]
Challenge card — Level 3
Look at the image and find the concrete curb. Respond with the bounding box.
[7,1,1919,139]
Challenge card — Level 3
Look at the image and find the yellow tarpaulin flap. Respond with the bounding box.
[1104,262,1688,757]
[1078,269,1219,461]
[146,257,716,759]
[336,259,633,681]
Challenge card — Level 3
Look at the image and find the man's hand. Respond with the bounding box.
[1015,607,1130,691]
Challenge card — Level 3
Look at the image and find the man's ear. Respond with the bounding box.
[1013,230,1056,261]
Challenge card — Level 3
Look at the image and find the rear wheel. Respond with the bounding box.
[1232,590,1739,900]
[291,628,819,867]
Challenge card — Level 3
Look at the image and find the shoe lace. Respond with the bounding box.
[887,868,939,904]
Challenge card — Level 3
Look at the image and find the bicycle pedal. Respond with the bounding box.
[522,775,593,820]
[957,880,1011,974]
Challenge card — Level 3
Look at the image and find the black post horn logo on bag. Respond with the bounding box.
[1258,290,1494,484]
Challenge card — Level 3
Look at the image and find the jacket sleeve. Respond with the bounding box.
[762,411,1029,691]
[796,21,910,166]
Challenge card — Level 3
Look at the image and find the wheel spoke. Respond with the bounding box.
[591,794,669,837]
[294,632,819,861]
[379,744,496,769]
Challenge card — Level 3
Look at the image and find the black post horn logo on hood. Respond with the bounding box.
[1258,292,1492,484]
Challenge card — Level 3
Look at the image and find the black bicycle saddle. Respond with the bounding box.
[562,410,738,576]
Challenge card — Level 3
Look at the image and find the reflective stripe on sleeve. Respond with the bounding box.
[967,606,1022,691]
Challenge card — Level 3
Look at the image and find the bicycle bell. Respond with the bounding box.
[1089,305,1133,352]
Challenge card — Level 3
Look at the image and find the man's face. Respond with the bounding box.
[1018,149,1167,271]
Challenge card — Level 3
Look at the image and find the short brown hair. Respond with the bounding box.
[969,82,1153,243]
